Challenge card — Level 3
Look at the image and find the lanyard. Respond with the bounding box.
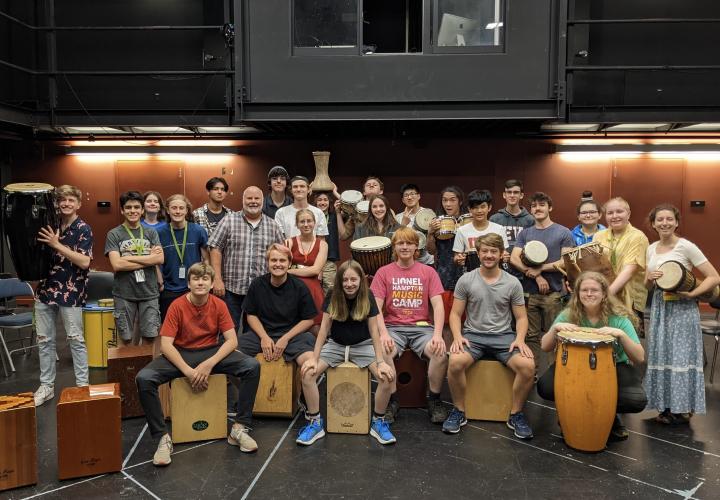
[122,224,145,254]
[170,224,188,263]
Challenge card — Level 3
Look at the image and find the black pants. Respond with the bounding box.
[537,362,647,414]
[136,345,260,439]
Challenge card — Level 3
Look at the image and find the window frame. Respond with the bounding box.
[292,0,363,56]
[430,0,507,54]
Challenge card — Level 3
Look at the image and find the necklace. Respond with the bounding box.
[298,236,316,256]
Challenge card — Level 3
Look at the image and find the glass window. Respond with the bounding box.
[434,0,504,50]
[294,0,359,49]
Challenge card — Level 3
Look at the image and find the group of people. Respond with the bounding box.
[27,169,718,468]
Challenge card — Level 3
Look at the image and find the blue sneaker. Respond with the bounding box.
[370,417,397,445]
[296,417,325,445]
[442,408,467,434]
[507,412,534,439]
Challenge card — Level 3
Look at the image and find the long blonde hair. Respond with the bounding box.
[327,260,372,321]
[563,271,638,329]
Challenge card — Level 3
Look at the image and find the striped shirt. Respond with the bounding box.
[207,212,284,295]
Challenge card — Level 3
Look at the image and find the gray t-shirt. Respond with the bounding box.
[104,224,161,300]
[515,223,575,294]
[454,270,525,334]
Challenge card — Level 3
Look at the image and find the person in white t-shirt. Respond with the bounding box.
[453,189,509,272]
[274,176,329,239]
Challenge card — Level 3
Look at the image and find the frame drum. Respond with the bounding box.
[554,328,617,452]
[435,215,457,240]
[355,199,369,224]
[520,240,548,267]
[350,236,392,276]
[656,260,696,292]
[340,190,363,218]
[413,208,436,233]
[1,182,59,281]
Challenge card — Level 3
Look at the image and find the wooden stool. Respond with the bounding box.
[252,355,300,417]
[107,344,153,418]
[57,383,122,480]
[465,360,514,422]
[170,374,227,444]
[326,354,370,434]
[0,393,37,491]
[393,350,428,408]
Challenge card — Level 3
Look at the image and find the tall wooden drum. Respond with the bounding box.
[82,303,116,368]
[554,329,617,452]
[0,393,37,491]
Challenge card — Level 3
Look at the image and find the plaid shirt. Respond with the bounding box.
[207,211,284,295]
[192,203,233,238]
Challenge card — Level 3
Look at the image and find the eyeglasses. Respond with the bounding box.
[403,192,419,198]
[579,210,599,216]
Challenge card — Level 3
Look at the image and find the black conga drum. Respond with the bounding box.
[2,183,58,281]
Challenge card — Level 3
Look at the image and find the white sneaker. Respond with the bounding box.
[153,434,173,466]
[228,424,258,453]
[33,385,54,407]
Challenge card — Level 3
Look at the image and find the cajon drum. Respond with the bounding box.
[170,374,227,444]
[327,356,370,434]
[252,355,300,417]
[0,393,37,491]
[107,344,153,418]
[393,350,428,408]
[57,384,122,480]
[465,360,514,422]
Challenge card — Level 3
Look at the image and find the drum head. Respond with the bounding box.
[656,261,685,290]
[350,236,391,251]
[356,200,369,214]
[3,182,55,193]
[556,329,615,345]
[457,213,473,226]
[416,231,427,250]
[414,208,436,231]
[341,190,363,204]
[524,240,549,264]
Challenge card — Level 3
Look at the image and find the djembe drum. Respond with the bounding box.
[435,215,458,240]
[311,151,333,192]
[340,190,363,219]
[554,329,617,452]
[1,182,59,281]
[355,200,369,224]
[656,260,720,303]
[350,236,392,276]
[520,240,548,268]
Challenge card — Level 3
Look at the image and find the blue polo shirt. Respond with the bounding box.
[36,217,94,307]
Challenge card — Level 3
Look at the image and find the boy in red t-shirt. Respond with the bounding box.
[371,227,448,424]
[136,262,260,467]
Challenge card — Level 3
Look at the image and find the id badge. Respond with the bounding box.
[134,270,145,283]
[178,266,186,279]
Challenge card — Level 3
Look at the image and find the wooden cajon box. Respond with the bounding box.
[107,344,153,418]
[170,374,227,444]
[57,383,122,480]
[465,360,514,422]
[327,361,370,434]
[252,355,300,417]
[0,393,37,491]
[393,350,428,408]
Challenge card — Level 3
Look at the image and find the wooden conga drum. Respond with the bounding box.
[0,393,37,491]
[326,348,370,434]
[57,384,122,480]
[554,329,617,452]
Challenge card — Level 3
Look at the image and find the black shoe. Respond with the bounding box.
[428,398,448,424]
[384,399,400,424]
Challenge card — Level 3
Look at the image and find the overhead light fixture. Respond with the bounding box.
[556,143,720,160]
[485,22,503,29]
[196,126,261,134]
[604,123,670,132]
[64,126,127,134]
[541,123,600,132]
[130,127,193,134]
[66,146,237,155]
[674,123,720,131]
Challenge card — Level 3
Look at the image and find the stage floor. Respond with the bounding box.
[1,333,719,500]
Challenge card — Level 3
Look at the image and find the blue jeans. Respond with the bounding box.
[223,291,246,333]
[35,301,89,386]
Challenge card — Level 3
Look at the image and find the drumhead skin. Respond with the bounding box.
[350,236,391,251]
[3,182,55,193]
[416,231,427,250]
[341,190,363,204]
[524,240,548,264]
[413,208,435,231]
[655,260,686,291]
[556,329,615,345]
[356,200,369,214]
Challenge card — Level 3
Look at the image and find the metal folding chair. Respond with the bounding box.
[0,278,34,376]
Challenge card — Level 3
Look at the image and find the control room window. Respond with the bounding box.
[294,0,359,54]
[433,0,505,52]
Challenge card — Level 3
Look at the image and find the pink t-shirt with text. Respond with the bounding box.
[371,261,444,325]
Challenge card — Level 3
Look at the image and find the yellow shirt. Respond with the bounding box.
[593,223,649,312]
